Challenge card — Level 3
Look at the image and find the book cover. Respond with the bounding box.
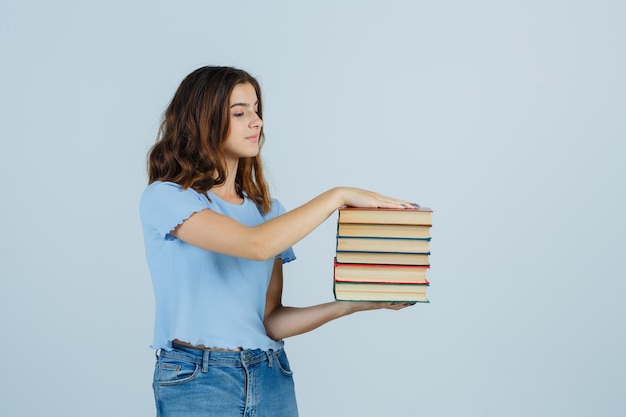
[333,281,430,302]
[337,222,432,239]
[338,206,433,226]
[336,236,431,253]
[334,260,430,284]
[335,251,430,266]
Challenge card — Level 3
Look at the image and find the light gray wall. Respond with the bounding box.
[1,1,624,416]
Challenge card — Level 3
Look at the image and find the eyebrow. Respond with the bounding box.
[230,100,259,108]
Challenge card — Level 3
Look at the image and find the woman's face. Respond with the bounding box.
[223,82,263,161]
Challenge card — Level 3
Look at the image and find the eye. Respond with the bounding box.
[233,112,244,117]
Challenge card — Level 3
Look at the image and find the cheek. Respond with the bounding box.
[228,119,246,134]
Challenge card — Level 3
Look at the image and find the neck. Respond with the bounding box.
[211,158,243,204]
[211,183,243,204]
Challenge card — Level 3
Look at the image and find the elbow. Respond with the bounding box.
[247,243,275,262]
[264,322,284,341]
[265,328,282,342]
[246,231,279,261]
[263,308,286,341]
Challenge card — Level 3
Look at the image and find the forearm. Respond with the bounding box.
[254,186,411,260]
[264,301,364,341]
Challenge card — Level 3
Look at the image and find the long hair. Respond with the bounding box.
[147,66,271,213]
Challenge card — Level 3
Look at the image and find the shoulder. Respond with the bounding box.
[142,181,185,195]
[140,181,208,222]
[141,181,202,203]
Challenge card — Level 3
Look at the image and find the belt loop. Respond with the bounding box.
[266,349,273,367]
[202,350,210,372]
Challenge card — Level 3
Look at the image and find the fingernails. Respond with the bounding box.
[410,203,420,208]
[404,302,417,306]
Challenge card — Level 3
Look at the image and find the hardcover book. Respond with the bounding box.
[337,223,432,239]
[338,206,433,225]
[335,251,430,266]
[334,260,429,284]
[336,236,430,253]
[334,281,429,302]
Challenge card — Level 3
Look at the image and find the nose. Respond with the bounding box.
[250,113,263,129]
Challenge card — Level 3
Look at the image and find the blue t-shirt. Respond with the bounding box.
[139,181,296,351]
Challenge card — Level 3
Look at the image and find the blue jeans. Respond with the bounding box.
[153,344,298,417]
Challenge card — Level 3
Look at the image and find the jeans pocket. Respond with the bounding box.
[155,354,200,386]
[273,350,294,377]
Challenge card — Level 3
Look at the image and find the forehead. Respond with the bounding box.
[229,82,258,105]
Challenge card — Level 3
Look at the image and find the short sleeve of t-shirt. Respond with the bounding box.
[140,182,210,239]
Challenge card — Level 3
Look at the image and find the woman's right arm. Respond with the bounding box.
[171,187,413,261]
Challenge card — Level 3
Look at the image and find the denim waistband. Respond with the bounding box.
[161,342,279,369]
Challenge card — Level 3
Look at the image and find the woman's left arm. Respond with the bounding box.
[264,259,413,341]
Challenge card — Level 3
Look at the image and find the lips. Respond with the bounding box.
[245,135,259,143]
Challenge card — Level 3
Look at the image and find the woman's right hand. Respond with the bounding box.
[336,187,418,210]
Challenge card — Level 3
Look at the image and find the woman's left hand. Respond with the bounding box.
[339,300,417,313]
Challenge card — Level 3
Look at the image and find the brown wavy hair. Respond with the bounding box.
[147,66,271,213]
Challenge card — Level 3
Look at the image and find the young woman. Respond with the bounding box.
[139,66,417,417]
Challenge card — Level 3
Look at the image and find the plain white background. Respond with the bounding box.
[1,1,624,416]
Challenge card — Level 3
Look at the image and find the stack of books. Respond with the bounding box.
[333,206,433,303]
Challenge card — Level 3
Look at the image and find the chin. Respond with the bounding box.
[246,146,261,157]
[241,150,260,158]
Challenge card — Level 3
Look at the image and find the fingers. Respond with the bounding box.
[376,196,420,209]
[366,301,417,310]
[342,187,419,209]
[364,191,413,209]
[388,301,417,309]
